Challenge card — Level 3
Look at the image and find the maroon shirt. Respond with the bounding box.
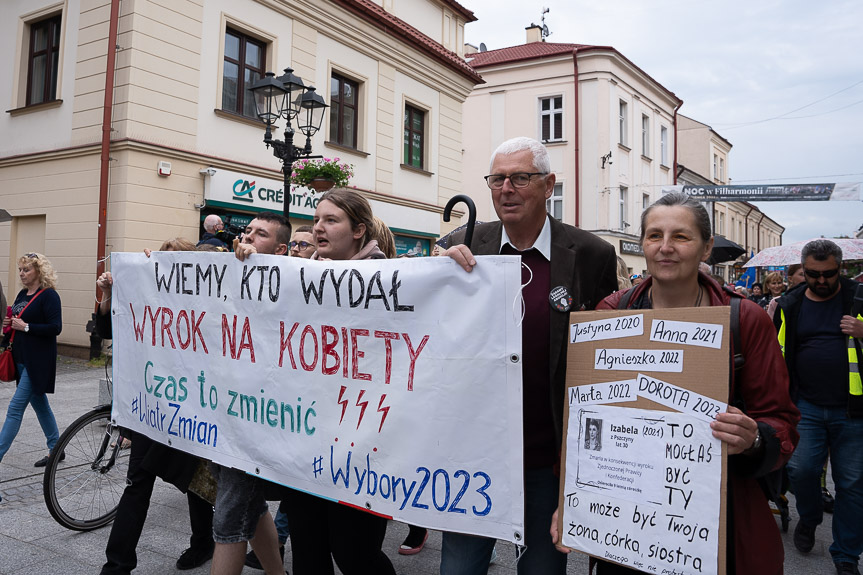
[502,245,557,469]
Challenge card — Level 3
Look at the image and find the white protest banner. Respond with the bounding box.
[562,405,722,575]
[111,252,525,542]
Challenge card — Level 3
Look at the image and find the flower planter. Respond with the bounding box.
[308,178,336,193]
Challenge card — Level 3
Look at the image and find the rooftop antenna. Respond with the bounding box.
[541,7,551,41]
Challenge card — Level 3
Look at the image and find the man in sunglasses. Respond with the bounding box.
[774,239,863,575]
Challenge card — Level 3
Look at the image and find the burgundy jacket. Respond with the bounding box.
[599,272,799,575]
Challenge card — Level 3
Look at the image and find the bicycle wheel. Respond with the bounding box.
[43,405,130,531]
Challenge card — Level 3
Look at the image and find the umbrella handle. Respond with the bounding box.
[443,194,477,247]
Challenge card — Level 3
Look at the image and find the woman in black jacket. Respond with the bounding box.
[0,252,62,468]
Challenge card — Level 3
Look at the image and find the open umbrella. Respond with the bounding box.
[708,235,745,265]
[744,238,863,267]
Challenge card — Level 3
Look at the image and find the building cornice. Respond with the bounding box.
[0,137,462,218]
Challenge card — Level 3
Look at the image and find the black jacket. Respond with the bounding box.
[6,288,62,394]
[774,276,863,416]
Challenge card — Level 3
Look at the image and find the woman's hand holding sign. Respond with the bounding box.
[709,405,759,456]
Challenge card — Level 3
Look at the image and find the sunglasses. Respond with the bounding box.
[24,253,38,258]
[290,241,313,249]
[803,268,839,279]
[629,274,641,280]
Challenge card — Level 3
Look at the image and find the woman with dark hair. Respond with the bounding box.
[0,253,62,469]
[284,188,396,575]
[551,193,800,574]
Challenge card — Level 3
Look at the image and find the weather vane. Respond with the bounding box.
[541,7,551,41]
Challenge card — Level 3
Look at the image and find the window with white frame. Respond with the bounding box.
[713,154,719,180]
[619,100,628,146]
[660,126,668,165]
[546,182,563,220]
[641,114,650,157]
[539,96,563,142]
[719,157,725,182]
[718,212,725,235]
[642,193,650,210]
[619,186,628,230]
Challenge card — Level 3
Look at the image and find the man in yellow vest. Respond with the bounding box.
[774,239,863,575]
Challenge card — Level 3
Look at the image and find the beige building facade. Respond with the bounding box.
[677,116,784,283]
[461,30,681,275]
[0,0,479,353]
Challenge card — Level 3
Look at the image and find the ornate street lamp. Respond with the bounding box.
[249,68,328,221]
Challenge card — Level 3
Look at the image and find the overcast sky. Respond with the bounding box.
[462,0,863,244]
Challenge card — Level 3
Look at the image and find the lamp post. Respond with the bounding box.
[249,68,328,221]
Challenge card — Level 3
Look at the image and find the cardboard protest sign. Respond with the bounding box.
[560,307,730,575]
[110,252,525,542]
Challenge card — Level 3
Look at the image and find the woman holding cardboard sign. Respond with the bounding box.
[551,193,800,574]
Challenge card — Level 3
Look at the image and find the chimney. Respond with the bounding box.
[464,43,478,55]
[525,24,542,44]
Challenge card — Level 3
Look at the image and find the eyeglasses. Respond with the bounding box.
[290,241,313,250]
[803,268,839,280]
[23,253,37,259]
[484,172,548,190]
[629,274,641,280]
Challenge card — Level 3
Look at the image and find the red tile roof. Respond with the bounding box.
[467,41,680,103]
[468,42,591,68]
[330,0,483,84]
[440,0,477,22]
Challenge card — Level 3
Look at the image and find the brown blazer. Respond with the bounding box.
[447,216,618,445]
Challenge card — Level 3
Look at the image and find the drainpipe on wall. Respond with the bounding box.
[572,48,580,227]
[91,0,120,359]
[672,101,682,184]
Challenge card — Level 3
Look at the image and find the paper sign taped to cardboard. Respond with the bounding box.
[561,307,730,575]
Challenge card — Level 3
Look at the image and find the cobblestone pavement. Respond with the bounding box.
[0,357,849,574]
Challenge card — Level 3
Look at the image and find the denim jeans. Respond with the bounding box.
[787,398,863,565]
[0,364,59,462]
[441,467,568,575]
[274,506,290,544]
[210,464,270,544]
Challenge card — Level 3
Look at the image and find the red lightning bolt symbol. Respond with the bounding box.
[337,385,349,425]
[355,389,369,429]
[377,394,390,433]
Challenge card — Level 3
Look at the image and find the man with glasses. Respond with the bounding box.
[443,136,618,574]
[774,239,863,575]
[289,225,315,258]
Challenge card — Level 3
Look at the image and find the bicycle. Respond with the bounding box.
[43,352,130,531]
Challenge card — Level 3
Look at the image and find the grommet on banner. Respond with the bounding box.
[549,285,572,312]
[510,354,520,363]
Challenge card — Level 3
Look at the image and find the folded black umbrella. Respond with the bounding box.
[435,221,486,248]
[708,235,745,264]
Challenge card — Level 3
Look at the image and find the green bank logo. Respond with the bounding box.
[233,179,255,203]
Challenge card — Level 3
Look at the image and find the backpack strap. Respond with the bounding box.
[730,296,746,406]
[616,288,635,310]
[8,289,45,347]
